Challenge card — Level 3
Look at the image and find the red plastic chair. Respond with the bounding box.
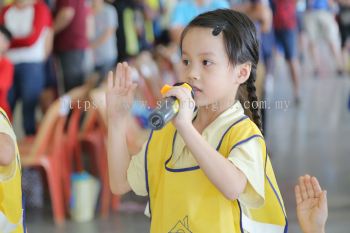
[79,106,111,216]
[20,98,68,225]
[61,103,84,211]
[19,85,91,225]
[80,88,148,216]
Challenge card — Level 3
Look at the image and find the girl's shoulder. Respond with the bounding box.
[226,116,264,143]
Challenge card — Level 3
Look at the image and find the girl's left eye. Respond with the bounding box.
[202,60,213,66]
[182,59,190,66]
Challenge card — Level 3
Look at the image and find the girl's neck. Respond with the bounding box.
[194,99,237,133]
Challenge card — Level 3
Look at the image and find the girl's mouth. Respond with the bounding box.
[192,86,202,93]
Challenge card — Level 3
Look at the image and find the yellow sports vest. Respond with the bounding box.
[145,116,287,233]
[0,109,24,233]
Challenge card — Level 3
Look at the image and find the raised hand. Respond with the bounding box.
[106,62,138,121]
[295,175,328,233]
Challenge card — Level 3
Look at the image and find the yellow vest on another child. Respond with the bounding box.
[0,108,24,233]
[145,117,288,233]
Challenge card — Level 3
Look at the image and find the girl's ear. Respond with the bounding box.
[236,62,252,84]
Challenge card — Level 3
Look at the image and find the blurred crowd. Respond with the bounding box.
[0,0,350,136]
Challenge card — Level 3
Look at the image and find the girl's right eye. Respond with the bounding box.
[182,59,189,66]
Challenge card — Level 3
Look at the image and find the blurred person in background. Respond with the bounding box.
[111,0,129,61]
[54,0,89,92]
[295,175,328,233]
[143,0,162,44]
[111,0,146,59]
[231,0,272,34]
[38,0,58,114]
[304,0,344,75]
[0,25,13,120]
[0,0,52,136]
[134,0,156,51]
[90,0,118,85]
[39,44,57,114]
[156,0,177,45]
[296,0,307,63]
[271,0,301,104]
[336,0,350,73]
[169,0,230,44]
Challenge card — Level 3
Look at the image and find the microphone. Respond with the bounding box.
[148,82,194,130]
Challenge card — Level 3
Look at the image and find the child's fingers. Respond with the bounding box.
[163,88,186,101]
[299,176,309,200]
[304,174,315,198]
[311,176,323,197]
[107,71,114,90]
[164,86,192,100]
[319,190,328,211]
[115,63,122,88]
[125,65,132,88]
[179,86,193,99]
[295,185,303,204]
[120,62,127,88]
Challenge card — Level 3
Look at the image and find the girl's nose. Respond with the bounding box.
[189,74,200,80]
[187,67,200,80]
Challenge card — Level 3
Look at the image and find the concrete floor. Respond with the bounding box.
[23,54,350,232]
[264,54,350,233]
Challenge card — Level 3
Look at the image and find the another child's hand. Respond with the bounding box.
[295,175,328,233]
[163,86,195,129]
[106,62,138,121]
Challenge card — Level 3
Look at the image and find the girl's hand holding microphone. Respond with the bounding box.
[106,62,138,122]
[162,85,196,131]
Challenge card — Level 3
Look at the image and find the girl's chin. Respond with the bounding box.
[194,99,212,108]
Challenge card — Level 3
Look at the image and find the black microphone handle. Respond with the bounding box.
[148,82,194,130]
[148,96,178,130]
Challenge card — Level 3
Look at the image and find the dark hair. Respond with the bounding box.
[0,25,12,41]
[179,9,262,132]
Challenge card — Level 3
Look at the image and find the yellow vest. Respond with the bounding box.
[145,116,287,233]
[0,109,24,233]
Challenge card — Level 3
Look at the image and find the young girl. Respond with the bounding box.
[106,9,287,233]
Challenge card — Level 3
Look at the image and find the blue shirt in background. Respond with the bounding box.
[307,0,329,10]
[170,0,230,28]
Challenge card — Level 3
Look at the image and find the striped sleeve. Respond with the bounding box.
[10,2,52,48]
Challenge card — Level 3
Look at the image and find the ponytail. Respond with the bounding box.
[243,67,263,133]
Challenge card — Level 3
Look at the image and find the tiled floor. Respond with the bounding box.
[23,54,350,232]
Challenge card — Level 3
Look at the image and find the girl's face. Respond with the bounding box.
[180,27,246,110]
